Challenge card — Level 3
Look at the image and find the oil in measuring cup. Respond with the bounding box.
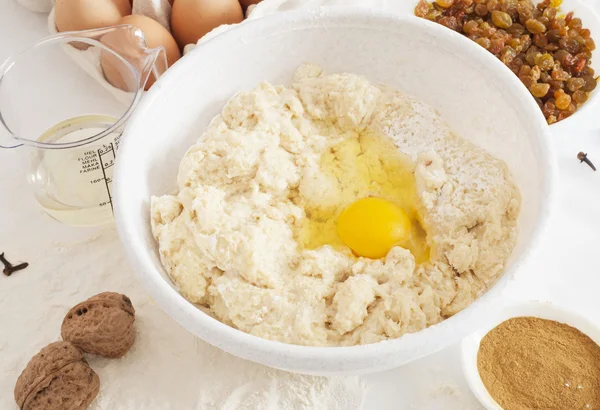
[29,115,121,226]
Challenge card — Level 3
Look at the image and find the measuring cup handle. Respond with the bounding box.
[0,142,23,149]
[0,119,22,149]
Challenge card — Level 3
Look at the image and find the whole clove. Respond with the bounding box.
[0,253,29,276]
[577,152,597,171]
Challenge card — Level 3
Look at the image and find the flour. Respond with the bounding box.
[0,228,365,410]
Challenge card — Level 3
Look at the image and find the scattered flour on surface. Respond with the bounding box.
[0,228,366,410]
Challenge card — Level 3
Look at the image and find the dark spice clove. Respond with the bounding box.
[577,152,597,171]
[0,253,29,276]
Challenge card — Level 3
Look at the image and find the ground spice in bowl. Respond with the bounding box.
[477,316,600,409]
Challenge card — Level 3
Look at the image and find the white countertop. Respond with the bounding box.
[1,0,599,409]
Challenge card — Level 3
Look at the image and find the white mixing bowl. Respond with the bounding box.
[113,9,558,375]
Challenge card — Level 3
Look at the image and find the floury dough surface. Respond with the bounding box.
[151,64,521,347]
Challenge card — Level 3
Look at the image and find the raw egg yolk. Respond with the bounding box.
[295,131,430,263]
[337,197,411,259]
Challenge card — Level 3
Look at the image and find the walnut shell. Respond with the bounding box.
[61,292,135,358]
[88,292,135,316]
[14,341,99,410]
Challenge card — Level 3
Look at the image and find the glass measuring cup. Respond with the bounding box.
[0,25,167,226]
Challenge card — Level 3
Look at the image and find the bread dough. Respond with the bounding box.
[151,65,520,346]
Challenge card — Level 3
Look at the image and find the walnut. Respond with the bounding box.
[14,341,99,410]
[61,292,136,358]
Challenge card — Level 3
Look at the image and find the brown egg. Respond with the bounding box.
[239,0,262,7]
[101,15,181,91]
[171,0,243,49]
[55,0,131,32]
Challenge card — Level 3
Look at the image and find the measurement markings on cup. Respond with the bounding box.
[98,142,116,212]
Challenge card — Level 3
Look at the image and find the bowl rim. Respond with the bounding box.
[460,300,600,409]
[113,8,559,373]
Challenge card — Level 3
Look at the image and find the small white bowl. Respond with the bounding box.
[114,9,557,375]
[544,0,600,131]
[461,300,600,409]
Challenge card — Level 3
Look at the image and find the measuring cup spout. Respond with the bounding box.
[98,24,168,93]
[139,47,168,91]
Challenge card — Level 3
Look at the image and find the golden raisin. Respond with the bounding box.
[520,33,532,50]
[580,28,591,39]
[463,20,479,34]
[553,49,569,64]
[565,11,574,24]
[555,93,571,110]
[566,77,585,92]
[582,66,595,76]
[568,17,583,30]
[572,90,589,104]
[542,6,556,20]
[476,37,492,49]
[526,48,541,65]
[435,0,455,7]
[507,23,525,35]
[439,16,460,30]
[540,72,551,83]
[581,75,597,92]
[517,3,533,23]
[530,82,551,97]
[556,110,572,121]
[507,38,521,49]
[475,3,489,16]
[526,19,547,34]
[519,65,532,77]
[548,80,564,91]
[487,0,501,12]
[426,8,443,20]
[501,0,517,11]
[500,46,517,64]
[538,16,551,29]
[546,29,561,42]
[533,33,548,47]
[492,10,513,28]
[415,0,431,17]
[520,75,537,88]
[489,38,506,54]
[535,53,554,70]
[542,100,557,117]
[551,68,570,81]
[585,38,596,51]
[559,37,581,54]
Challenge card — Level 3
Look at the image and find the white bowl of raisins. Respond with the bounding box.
[415,0,599,126]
